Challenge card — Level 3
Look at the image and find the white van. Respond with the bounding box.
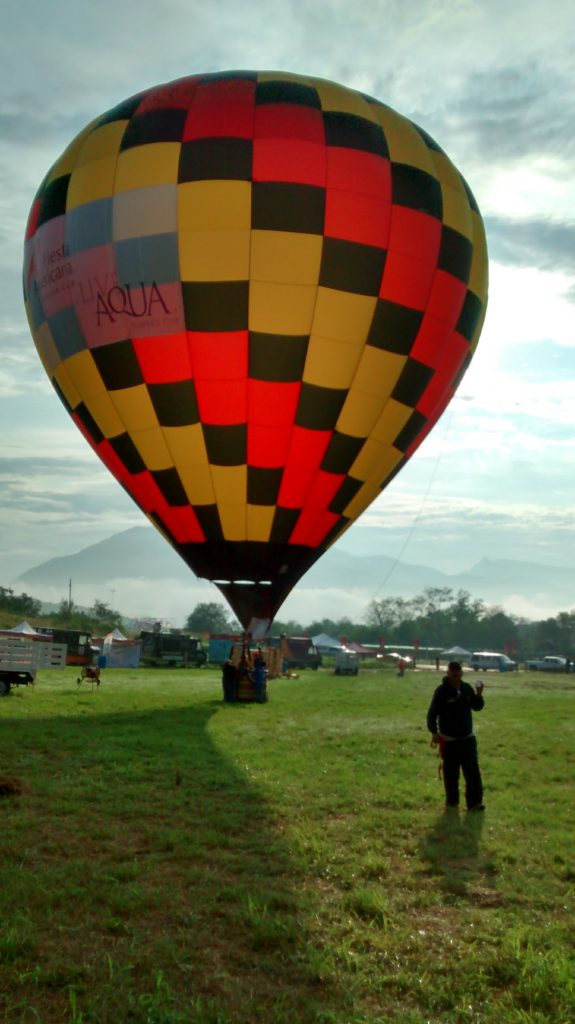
[470,651,516,673]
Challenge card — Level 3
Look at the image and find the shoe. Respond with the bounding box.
[467,803,485,811]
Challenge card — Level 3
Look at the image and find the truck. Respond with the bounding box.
[0,634,67,695]
[277,636,322,672]
[525,655,567,672]
[36,627,96,666]
[138,630,207,668]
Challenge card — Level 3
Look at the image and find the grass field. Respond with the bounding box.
[0,665,573,1024]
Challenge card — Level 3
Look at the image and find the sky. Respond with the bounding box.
[1,0,574,625]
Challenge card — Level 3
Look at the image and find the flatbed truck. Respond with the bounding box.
[0,634,67,695]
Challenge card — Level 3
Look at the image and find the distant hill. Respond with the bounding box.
[18,527,189,587]
[15,526,575,620]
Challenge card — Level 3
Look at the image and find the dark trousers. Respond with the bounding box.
[442,735,483,808]
[222,677,237,702]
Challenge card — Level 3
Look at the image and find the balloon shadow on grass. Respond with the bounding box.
[0,697,341,1023]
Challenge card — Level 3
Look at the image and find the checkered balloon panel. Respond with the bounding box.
[23,71,488,625]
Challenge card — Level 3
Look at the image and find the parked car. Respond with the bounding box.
[470,651,517,672]
[525,655,567,672]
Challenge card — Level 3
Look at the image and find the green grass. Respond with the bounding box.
[0,666,574,1023]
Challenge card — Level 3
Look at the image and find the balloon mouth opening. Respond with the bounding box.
[211,579,273,587]
[212,578,287,632]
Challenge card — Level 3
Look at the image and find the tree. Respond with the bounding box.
[532,612,575,657]
[555,612,575,657]
[476,607,519,652]
[185,602,235,634]
[270,617,305,636]
[364,597,413,638]
[90,600,122,633]
[56,597,76,621]
[451,591,486,633]
[17,592,43,617]
[306,616,358,641]
[0,586,42,617]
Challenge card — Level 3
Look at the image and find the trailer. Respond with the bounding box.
[278,636,322,672]
[138,630,207,668]
[0,634,67,695]
[334,648,359,676]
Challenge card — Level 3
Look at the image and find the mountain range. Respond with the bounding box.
[15,526,574,623]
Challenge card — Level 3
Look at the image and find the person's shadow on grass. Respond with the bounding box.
[419,808,499,903]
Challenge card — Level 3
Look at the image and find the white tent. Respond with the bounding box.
[102,628,141,668]
[105,627,128,642]
[5,620,46,638]
[312,632,344,653]
[441,646,472,661]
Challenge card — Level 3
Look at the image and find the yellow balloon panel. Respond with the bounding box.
[114,143,181,192]
[179,229,251,281]
[250,231,323,287]
[177,181,252,231]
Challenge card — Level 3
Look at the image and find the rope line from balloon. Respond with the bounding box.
[367,401,457,605]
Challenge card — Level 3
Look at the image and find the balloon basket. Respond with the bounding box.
[236,676,268,704]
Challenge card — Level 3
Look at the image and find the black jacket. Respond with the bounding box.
[427,678,484,739]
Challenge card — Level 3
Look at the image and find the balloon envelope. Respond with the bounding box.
[23,71,488,629]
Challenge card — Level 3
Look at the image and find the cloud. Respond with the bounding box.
[485,216,575,275]
[0,334,50,398]
[361,492,575,533]
[471,263,575,356]
[453,63,575,163]
[0,108,84,148]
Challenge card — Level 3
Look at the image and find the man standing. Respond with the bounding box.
[221,650,238,703]
[252,652,268,704]
[427,660,485,811]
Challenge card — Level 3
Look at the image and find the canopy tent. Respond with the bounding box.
[345,641,380,657]
[101,629,140,668]
[3,620,46,638]
[441,646,472,661]
[105,627,128,642]
[312,633,344,653]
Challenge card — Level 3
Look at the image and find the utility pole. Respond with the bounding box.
[68,578,73,615]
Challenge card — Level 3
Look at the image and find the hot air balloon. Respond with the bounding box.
[23,71,488,634]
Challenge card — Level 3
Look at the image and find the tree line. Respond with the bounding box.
[184,589,574,661]
[0,587,123,636]
[2,585,574,660]
[361,587,575,659]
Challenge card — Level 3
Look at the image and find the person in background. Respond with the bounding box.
[221,649,237,703]
[426,660,485,811]
[252,651,267,704]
